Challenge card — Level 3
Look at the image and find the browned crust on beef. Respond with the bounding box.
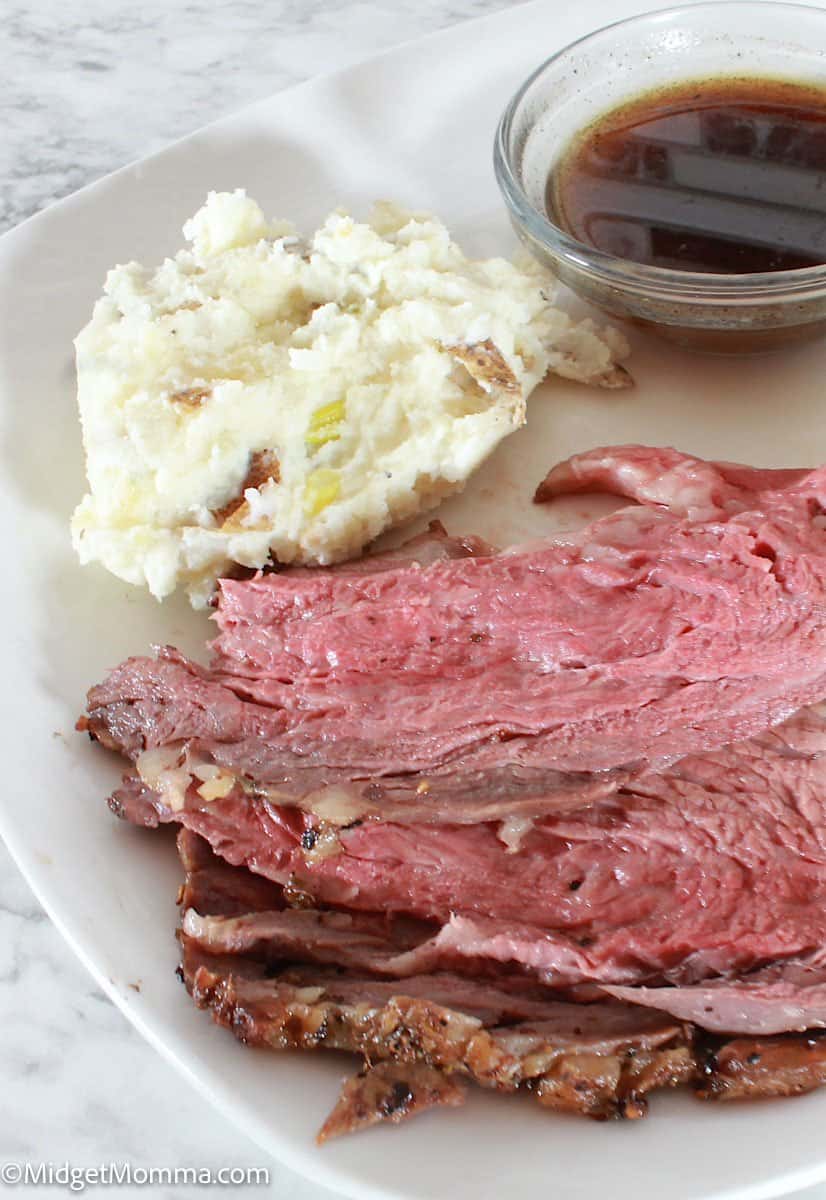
[183,938,826,1131]
[696,1033,826,1101]
[183,943,510,1077]
[533,1044,695,1120]
[317,1061,466,1143]
[172,831,826,1138]
[180,937,694,1123]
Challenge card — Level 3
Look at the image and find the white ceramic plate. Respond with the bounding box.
[5,1,826,1197]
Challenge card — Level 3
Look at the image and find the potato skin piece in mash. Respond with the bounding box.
[71,190,628,606]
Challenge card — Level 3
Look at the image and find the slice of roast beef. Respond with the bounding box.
[181,907,429,975]
[178,888,658,993]
[178,826,694,1123]
[182,939,695,1124]
[176,831,826,1134]
[317,1061,466,1143]
[108,707,826,996]
[85,650,631,824]
[532,444,816,512]
[83,448,826,824]
[606,957,826,1036]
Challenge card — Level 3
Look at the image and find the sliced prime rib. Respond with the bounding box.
[606,957,826,1036]
[107,706,826,996]
[177,830,826,1137]
[81,447,826,1132]
[531,444,818,511]
[88,650,629,824]
[177,829,696,1130]
[83,447,826,825]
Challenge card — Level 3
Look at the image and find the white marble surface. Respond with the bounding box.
[2,1,826,1198]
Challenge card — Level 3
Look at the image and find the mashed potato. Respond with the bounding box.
[72,190,628,605]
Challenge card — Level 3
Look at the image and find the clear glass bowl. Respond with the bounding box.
[494,2,826,353]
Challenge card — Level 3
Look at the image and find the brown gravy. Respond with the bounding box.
[547,77,826,273]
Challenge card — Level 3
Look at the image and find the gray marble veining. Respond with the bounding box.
[1,0,519,233]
